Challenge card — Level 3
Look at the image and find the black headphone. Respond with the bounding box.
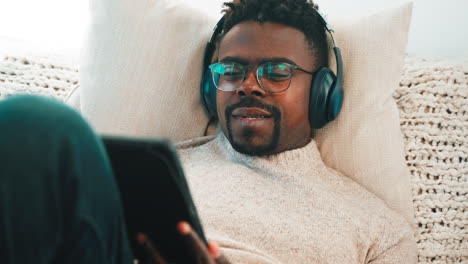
[200,12,343,129]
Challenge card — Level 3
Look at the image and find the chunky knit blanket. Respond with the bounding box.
[0,55,466,263]
[394,56,468,263]
[0,55,78,101]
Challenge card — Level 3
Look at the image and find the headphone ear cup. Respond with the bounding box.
[309,68,336,129]
[201,69,218,118]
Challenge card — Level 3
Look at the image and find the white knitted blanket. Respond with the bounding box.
[394,56,468,264]
[0,55,78,101]
[0,55,466,263]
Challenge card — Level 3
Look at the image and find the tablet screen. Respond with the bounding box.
[102,135,206,262]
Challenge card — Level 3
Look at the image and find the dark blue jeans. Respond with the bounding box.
[0,95,133,263]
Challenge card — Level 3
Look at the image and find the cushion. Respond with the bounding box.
[79,0,415,224]
[395,56,468,263]
[315,4,415,224]
[80,0,217,139]
[64,84,80,111]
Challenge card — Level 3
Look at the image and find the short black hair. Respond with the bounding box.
[221,0,329,70]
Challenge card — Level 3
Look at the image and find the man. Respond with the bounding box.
[177,0,417,263]
[0,0,417,263]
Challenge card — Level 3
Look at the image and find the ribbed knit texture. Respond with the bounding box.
[0,56,78,101]
[394,56,468,263]
[178,133,418,263]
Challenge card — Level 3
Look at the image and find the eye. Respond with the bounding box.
[260,63,292,82]
[267,72,291,81]
[223,64,244,81]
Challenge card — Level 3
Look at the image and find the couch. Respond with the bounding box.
[0,53,466,263]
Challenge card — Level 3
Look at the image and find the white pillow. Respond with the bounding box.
[79,0,415,224]
[80,0,217,139]
[315,3,415,225]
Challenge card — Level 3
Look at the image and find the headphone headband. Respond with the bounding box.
[314,10,341,78]
[203,12,341,85]
[200,8,344,129]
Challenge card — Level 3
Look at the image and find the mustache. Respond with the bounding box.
[225,97,277,116]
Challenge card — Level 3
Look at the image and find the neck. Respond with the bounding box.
[215,132,329,180]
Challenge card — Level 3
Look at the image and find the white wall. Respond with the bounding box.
[0,0,467,60]
[186,0,468,60]
[0,0,88,60]
[317,0,468,59]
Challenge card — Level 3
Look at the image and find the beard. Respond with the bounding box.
[225,97,281,156]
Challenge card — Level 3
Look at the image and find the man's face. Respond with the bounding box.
[217,21,315,156]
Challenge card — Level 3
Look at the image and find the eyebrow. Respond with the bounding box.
[219,56,298,66]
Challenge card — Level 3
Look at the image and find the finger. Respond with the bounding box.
[178,221,215,264]
[208,242,231,264]
[215,254,231,264]
[207,241,221,259]
[137,232,168,264]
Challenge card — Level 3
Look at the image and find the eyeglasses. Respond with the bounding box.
[208,61,316,93]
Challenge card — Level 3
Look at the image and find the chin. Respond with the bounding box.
[229,136,278,156]
[232,143,275,156]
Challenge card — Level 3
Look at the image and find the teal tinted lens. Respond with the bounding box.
[209,63,244,91]
[210,63,226,75]
[259,62,292,81]
[257,62,292,92]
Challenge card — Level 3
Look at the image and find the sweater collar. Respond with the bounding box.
[213,132,329,178]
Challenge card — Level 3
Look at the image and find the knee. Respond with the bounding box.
[0,95,92,139]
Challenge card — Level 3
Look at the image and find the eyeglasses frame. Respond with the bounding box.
[209,61,316,93]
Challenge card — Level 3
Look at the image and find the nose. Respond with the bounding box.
[236,69,266,97]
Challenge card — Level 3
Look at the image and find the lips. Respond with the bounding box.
[231,107,272,120]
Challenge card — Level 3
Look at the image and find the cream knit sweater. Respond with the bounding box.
[177,133,417,263]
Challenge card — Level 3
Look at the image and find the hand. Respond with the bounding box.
[136,221,231,264]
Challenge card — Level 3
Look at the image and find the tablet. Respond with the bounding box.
[101,135,207,263]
